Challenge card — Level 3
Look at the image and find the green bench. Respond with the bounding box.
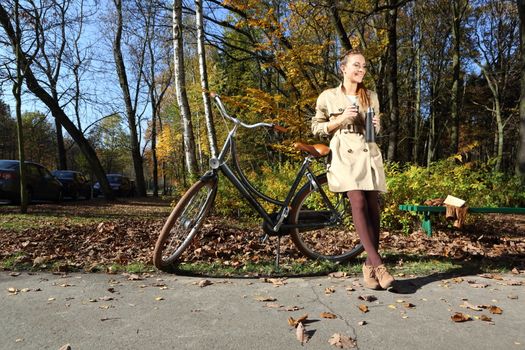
[398,204,525,236]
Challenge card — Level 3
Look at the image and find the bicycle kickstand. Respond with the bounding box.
[275,235,281,270]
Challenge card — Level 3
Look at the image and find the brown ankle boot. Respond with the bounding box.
[362,264,380,290]
[374,264,395,289]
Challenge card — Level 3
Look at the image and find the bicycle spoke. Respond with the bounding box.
[289,174,363,262]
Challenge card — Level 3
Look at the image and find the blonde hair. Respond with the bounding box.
[339,49,370,109]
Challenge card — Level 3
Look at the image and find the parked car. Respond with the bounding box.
[0,160,63,203]
[51,170,92,200]
[93,174,135,197]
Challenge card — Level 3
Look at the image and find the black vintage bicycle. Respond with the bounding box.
[153,93,363,272]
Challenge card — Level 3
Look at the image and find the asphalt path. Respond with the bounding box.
[1,270,524,350]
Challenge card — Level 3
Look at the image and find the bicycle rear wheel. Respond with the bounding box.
[289,174,363,262]
[153,179,217,272]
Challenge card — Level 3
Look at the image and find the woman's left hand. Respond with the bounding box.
[372,115,380,127]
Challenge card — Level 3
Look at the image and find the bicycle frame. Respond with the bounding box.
[206,94,343,235]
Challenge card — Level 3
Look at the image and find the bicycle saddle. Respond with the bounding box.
[294,142,330,157]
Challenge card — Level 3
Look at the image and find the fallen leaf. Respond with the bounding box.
[320,312,337,319]
[198,279,213,288]
[48,297,55,301]
[479,314,493,322]
[127,274,143,281]
[351,281,363,288]
[284,306,303,311]
[254,296,276,302]
[325,287,336,294]
[288,314,308,327]
[507,294,518,300]
[296,322,306,345]
[58,344,71,350]
[265,303,283,309]
[451,312,472,322]
[499,280,522,286]
[467,281,488,288]
[7,287,19,294]
[261,278,287,286]
[328,272,347,278]
[357,321,367,326]
[403,303,416,308]
[328,333,357,348]
[460,301,482,311]
[358,304,369,313]
[488,306,503,314]
[155,297,164,301]
[358,295,377,302]
[9,272,20,277]
[478,273,503,280]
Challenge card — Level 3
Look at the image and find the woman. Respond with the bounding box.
[312,49,394,290]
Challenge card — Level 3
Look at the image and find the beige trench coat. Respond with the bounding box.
[312,84,387,193]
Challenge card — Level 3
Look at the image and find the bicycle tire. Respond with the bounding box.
[289,174,364,262]
[153,179,217,272]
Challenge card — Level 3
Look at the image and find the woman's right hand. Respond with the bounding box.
[336,105,358,126]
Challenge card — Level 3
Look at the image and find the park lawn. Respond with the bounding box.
[0,197,524,277]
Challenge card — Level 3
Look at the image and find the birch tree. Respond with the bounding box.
[195,0,218,158]
[173,0,197,176]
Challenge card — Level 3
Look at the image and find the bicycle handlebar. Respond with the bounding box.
[210,92,287,133]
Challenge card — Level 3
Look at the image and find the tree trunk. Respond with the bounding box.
[195,0,219,159]
[55,119,67,169]
[327,0,352,51]
[112,0,147,196]
[385,1,399,161]
[480,66,503,171]
[518,0,525,174]
[173,0,198,176]
[12,0,28,213]
[449,0,463,156]
[413,31,422,164]
[0,3,114,200]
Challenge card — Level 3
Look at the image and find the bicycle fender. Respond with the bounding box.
[200,170,218,183]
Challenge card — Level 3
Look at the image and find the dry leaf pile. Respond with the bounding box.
[0,200,524,270]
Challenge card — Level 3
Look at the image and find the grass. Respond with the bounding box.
[174,257,472,278]
[0,213,102,231]
[1,253,515,278]
[0,197,172,231]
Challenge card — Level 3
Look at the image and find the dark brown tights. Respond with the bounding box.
[347,190,382,267]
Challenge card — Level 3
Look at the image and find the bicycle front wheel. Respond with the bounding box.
[289,174,363,262]
[153,179,217,272]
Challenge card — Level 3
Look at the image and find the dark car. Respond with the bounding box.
[93,173,135,197]
[0,160,63,203]
[51,170,92,200]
